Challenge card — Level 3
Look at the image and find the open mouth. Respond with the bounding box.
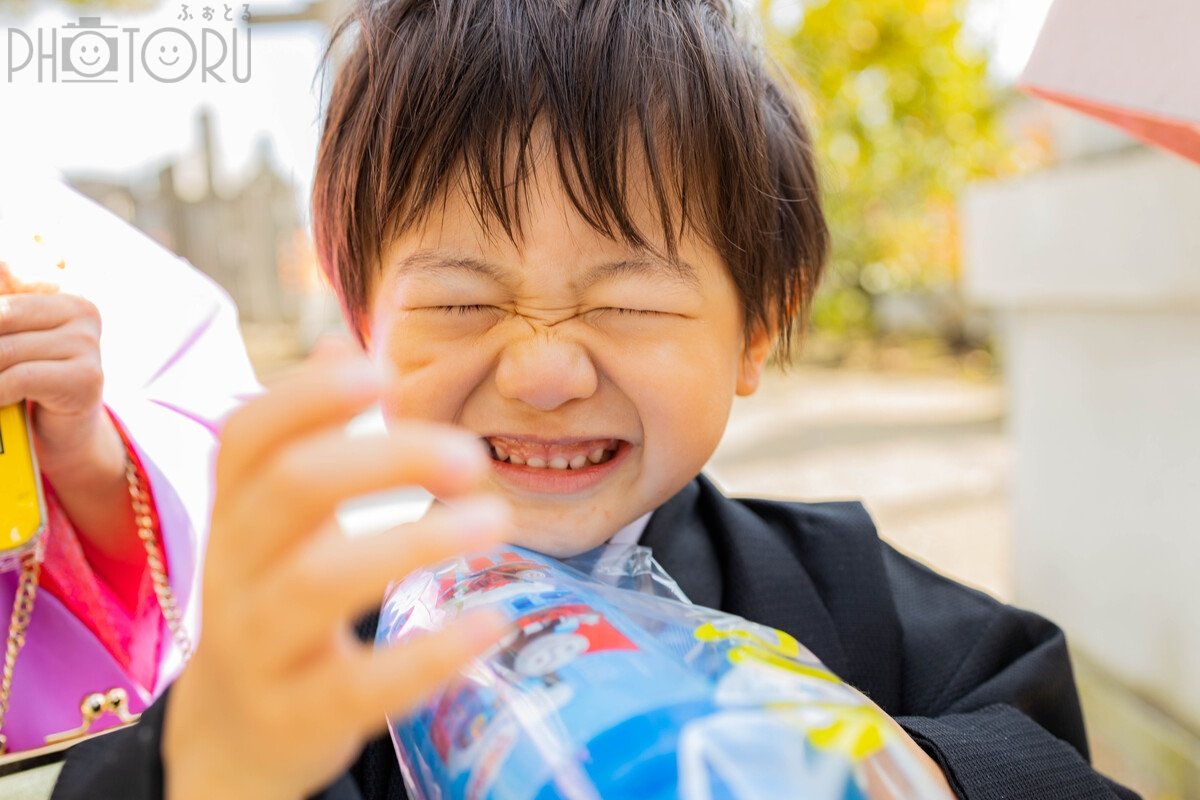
[483,436,622,470]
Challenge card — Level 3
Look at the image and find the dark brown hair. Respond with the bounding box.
[312,0,827,357]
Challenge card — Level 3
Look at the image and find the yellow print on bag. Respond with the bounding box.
[804,703,891,761]
[694,621,892,762]
[693,621,841,684]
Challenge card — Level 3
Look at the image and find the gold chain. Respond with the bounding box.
[0,455,193,754]
[125,459,194,661]
[0,552,40,754]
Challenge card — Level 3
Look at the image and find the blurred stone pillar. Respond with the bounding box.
[962,114,1200,732]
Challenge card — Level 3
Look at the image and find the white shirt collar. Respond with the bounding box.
[608,511,652,546]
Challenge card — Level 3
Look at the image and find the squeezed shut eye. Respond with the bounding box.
[430,305,666,318]
[435,304,494,315]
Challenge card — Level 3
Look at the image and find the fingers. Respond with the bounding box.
[0,359,102,409]
[258,497,511,655]
[188,349,515,793]
[0,294,102,407]
[216,357,382,487]
[219,422,493,573]
[0,328,92,373]
[0,293,95,336]
[0,298,104,408]
[334,611,509,734]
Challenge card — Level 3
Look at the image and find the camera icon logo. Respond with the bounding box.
[62,17,119,80]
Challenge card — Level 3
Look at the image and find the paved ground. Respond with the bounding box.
[707,365,1013,601]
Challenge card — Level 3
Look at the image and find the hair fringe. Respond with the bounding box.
[312,0,828,359]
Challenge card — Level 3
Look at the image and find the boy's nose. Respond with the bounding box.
[495,335,599,411]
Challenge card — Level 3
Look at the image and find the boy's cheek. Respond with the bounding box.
[373,324,489,423]
[634,369,735,452]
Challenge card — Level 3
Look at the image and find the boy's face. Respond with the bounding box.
[367,160,771,556]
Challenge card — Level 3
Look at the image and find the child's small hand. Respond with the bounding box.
[0,287,115,475]
[0,282,138,559]
[162,355,511,800]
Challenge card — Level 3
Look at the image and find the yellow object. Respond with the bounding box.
[806,704,891,761]
[0,403,44,559]
[694,621,842,683]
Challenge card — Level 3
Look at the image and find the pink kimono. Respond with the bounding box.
[0,169,260,753]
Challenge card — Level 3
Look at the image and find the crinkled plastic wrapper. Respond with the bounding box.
[376,545,951,800]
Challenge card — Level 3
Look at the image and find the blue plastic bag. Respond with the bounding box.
[376,545,951,800]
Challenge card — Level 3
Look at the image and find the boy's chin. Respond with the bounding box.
[502,517,626,559]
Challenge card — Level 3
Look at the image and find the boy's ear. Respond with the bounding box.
[735,323,774,396]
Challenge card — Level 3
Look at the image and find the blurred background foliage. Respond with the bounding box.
[764,0,1018,344]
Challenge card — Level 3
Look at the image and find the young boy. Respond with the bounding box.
[53,0,1137,798]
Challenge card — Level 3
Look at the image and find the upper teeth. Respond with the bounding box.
[488,441,617,469]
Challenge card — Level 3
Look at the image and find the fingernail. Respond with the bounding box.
[335,360,380,395]
[440,436,489,473]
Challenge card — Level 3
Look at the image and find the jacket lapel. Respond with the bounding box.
[639,479,724,610]
[642,474,902,711]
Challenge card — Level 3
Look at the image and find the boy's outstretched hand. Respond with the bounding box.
[162,354,511,800]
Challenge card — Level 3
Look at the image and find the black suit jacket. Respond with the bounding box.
[53,475,1139,800]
